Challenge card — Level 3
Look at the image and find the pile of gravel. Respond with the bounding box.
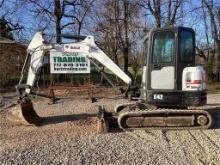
[1,93,220,165]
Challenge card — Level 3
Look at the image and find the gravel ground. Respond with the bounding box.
[0,93,17,110]
[0,92,220,165]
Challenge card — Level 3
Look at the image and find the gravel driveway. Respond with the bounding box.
[0,93,220,165]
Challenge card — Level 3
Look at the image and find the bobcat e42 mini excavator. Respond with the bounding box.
[7,26,212,132]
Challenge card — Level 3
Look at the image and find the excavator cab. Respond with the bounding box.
[142,27,206,107]
[116,27,212,131]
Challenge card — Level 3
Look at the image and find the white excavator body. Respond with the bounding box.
[7,27,212,131]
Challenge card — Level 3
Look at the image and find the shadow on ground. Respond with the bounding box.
[208,107,220,129]
[40,113,122,132]
[41,113,97,125]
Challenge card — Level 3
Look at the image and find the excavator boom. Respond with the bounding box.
[7,32,131,126]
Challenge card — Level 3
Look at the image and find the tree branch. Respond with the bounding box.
[170,0,182,25]
[0,0,4,8]
[196,46,207,61]
[61,22,75,30]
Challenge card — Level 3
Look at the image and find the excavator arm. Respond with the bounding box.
[16,32,49,97]
[17,32,131,97]
[8,32,132,126]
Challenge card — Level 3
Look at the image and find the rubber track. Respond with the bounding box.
[118,109,212,131]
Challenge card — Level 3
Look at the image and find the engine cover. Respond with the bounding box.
[182,66,206,91]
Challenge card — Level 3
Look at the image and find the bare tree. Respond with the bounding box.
[0,17,23,40]
[94,0,142,77]
[140,0,183,27]
[166,0,182,26]
[92,0,120,64]
[0,0,27,41]
[120,0,130,73]
[53,0,64,43]
[26,0,66,43]
[194,1,216,82]
[0,0,4,8]
[25,0,92,43]
[64,0,95,35]
[143,0,161,27]
[202,0,220,81]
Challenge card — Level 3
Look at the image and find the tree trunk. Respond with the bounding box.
[203,0,220,81]
[155,0,161,28]
[114,53,118,65]
[54,0,62,44]
[123,0,129,73]
[54,0,63,82]
[123,47,129,73]
[216,41,220,81]
[55,19,62,44]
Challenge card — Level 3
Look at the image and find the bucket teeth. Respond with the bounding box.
[7,101,42,126]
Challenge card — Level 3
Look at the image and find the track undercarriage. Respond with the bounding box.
[7,99,212,133]
[97,102,213,132]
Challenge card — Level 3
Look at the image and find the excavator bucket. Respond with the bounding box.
[7,100,42,126]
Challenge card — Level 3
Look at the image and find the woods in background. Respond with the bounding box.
[0,0,220,83]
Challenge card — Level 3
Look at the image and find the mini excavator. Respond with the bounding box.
[7,26,212,132]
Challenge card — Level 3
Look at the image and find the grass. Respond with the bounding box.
[207,83,220,94]
[104,67,143,76]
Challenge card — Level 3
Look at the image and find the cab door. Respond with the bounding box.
[176,28,195,90]
[149,30,176,90]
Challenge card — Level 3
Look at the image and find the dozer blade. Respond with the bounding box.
[118,109,213,131]
[7,101,42,126]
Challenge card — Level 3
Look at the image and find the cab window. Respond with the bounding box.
[180,30,193,62]
[152,31,174,63]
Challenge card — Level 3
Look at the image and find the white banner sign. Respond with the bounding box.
[50,51,90,74]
